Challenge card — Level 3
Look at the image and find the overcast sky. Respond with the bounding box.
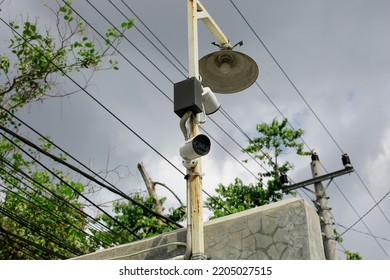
[1,0,390,260]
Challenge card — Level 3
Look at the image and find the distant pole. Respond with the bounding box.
[311,154,339,260]
[137,163,164,219]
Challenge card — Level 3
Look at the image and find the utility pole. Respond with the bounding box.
[186,0,232,260]
[176,0,257,260]
[311,154,338,260]
[283,153,354,260]
[187,0,205,260]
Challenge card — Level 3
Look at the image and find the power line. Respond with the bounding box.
[71,1,312,214]
[0,177,110,248]
[228,0,344,154]
[69,1,390,258]
[0,130,145,239]
[119,0,188,74]
[0,126,182,230]
[0,205,83,256]
[255,81,384,232]
[228,0,390,254]
[0,156,125,245]
[0,107,184,229]
[82,1,309,225]
[108,0,188,77]
[0,18,186,228]
[337,223,390,243]
[91,1,264,177]
[3,103,232,220]
[339,188,390,238]
[0,225,67,259]
[86,0,178,86]
[59,2,246,214]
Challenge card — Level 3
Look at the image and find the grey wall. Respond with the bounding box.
[73,198,325,260]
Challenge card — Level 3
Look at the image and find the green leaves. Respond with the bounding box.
[59,1,74,23]
[0,147,94,259]
[0,0,140,259]
[206,118,312,219]
[1,0,134,112]
[345,250,363,260]
[0,56,10,74]
[121,19,135,30]
[95,192,185,245]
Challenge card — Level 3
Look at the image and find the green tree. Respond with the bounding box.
[205,117,312,219]
[93,193,185,246]
[335,230,363,260]
[0,1,134,111]
[0,139,101,259]
[0,0,133,259]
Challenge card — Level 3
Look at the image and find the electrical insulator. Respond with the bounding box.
[280,173,289,185]
[342,153,352,168]
[311,153,319,161]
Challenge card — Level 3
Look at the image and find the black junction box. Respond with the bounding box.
[174,77,203,118]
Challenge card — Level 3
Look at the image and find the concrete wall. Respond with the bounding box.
[73,198,325,260]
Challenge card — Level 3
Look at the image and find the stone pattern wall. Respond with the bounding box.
[73,198,325,260]
[204,198,324,260]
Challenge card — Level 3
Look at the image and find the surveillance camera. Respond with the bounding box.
[202,87,221,115]
[180,134,211,161]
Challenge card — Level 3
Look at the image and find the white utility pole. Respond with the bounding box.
[311,154,339,260]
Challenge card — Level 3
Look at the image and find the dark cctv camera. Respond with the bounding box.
[180,134,211,162]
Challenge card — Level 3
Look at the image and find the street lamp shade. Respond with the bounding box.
[199,49,259,94]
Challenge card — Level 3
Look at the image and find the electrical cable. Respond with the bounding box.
[119,0,188,74]
[82,1,389,257]
[0,18,186,228]
[228,0,344,154]
[229,0,390,229]
[339,188,390,238]
[85,0,177,86]
[64,0,312,217]
[0,122,182,229]
[337,223,390,243]
[0,179,110,248]
[2,6,234,217]
[2,2,314,231]
[0,225,67,259]
[0,205,83,256]
[256,78,390,256]
[0,156,125,245]
[0,111,182,231]
[1,106,231,222]
[74,1,261,180]
[223,0,390,253]
[108,0,270,177]
[108,0,187,77]
[0,130,150,240]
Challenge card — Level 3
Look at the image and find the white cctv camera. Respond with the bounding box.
[180,134,211,161]
[202,87,221,115]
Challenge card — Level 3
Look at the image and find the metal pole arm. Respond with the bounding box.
[283,167,354,193]
[196,0,231,49]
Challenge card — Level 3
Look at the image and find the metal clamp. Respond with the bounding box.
[184,172,205,179]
